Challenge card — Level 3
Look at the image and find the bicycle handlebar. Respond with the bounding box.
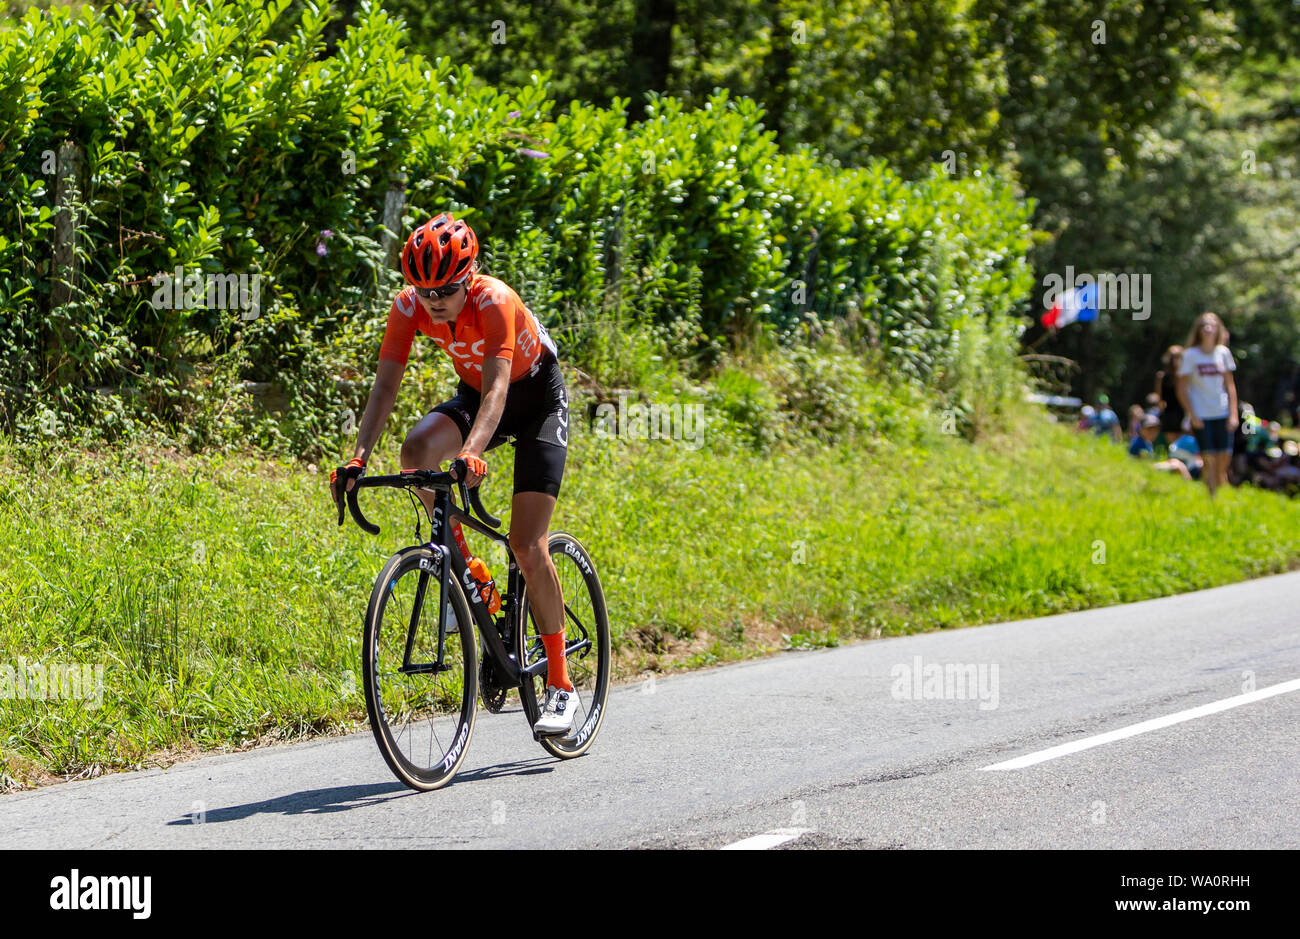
[341,458,502,536]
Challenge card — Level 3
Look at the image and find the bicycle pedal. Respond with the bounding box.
[532,725,571,740]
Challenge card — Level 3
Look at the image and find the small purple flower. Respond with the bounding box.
[321,229,334,239]
[507,110,521,119]
[316,229,334,256]
[316,242,328,256]
[518,148,549,160]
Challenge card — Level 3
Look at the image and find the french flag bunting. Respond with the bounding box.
[1041,282,1098,329]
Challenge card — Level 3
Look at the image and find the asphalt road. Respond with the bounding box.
[3,570,1298,849]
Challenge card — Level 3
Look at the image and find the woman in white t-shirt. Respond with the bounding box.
[1176,312,1238,496]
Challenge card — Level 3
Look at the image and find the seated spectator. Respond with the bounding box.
[1154,457,1194,480]
[1093,394,1122,442]
[1252,437,1300,492]
[1127,404,1146,439]
[1129,413,1161,457]
[1077,405,1097,432]
[1130,414,1191,478]
[1232,403,1261,485]
[1282,441,1300,495]
[1143,393,1162,415]
[1169,434,1204,480]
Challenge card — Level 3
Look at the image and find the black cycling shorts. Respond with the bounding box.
[428,354,569,497]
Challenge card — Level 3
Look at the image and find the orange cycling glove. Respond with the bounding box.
[456,452,487,481]
[331,457,367,524]
[330,456,367,485]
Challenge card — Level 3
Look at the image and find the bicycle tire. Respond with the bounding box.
[518,532,610,758]
[363,546,478,791]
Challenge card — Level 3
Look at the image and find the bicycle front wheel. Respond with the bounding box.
[363,547,478,791]
[519,532,611,758]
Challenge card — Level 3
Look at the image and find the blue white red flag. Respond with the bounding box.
[1041,282,1098,329]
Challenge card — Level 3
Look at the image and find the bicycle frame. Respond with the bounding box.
[421,485,530,686]
[346,467,593,700]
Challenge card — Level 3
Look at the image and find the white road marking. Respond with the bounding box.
[982,677,1300,771]
[720,828,809,850]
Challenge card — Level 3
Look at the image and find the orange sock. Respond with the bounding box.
[540,631,572,691]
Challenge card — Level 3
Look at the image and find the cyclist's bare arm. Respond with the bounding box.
[351,359,405,463]
[331,359,405,509]
[462,358,510,457]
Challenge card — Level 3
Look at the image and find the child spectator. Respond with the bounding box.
[1129,413,1161,457]
[1093,394,1122,442]
[1130,414,1191,477]
[1127,404,1147,439]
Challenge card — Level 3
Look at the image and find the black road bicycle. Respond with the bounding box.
[340,459,610,791]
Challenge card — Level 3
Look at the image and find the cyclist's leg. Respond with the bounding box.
[512,489,572,702]
[401,409,467,520]
[509,359,569,639]
[510,366,570,693]
[511,491,563,635]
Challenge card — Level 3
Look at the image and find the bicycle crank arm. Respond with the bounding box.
[399,663,455,676]
[520,639,592,677]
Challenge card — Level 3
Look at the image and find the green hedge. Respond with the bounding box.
[0,0,1036,455]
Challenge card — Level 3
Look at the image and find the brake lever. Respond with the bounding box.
[451,457,472,512]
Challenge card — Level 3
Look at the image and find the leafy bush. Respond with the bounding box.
[0,0,1036,458]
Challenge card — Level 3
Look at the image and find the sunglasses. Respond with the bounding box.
[415,279,467,299]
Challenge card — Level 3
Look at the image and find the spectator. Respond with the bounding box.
[1156,457,1194,480]
[1127,404,1146,439]
[1282,441,1300,494]
[1273,362,1299,428]
[1154,345,1187,447]
[1169,433,1204,481]
[1129,413,1160,457]
[1130,413,1192,478]
[1077,405,1097,432]
[1230,402,1257,483]
[1177,312,1238,497]
[1252,437,1300,493]
[1093,393,1122,443]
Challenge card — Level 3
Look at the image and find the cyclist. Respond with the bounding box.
[330,212,578,735]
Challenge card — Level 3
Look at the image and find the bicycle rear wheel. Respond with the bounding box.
[518,532,610,758]
[363,547,478,791]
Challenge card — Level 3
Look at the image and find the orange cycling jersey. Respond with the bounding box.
[378,274,557,392]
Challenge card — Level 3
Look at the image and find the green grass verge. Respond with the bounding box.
[3,402,1299,788]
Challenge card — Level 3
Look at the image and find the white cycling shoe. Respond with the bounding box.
[534,685,580,736]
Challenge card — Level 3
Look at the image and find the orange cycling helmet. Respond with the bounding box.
[401,213,478,288]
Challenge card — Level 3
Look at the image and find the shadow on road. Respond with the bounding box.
[165,782,411,826]
[454,756,555,782]
[164,757,557,826]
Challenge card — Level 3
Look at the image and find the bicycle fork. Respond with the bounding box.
[401,545,454,676]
